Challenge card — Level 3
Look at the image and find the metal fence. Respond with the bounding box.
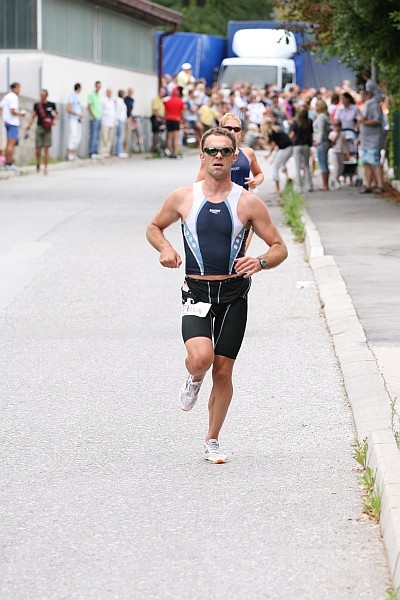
[0,100,153,164]
[393,110,400,180]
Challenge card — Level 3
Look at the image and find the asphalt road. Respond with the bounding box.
[0,155,389,599]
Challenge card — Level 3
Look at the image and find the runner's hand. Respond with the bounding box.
[160,247,182,269]
[245,177,257,190]
[234,256,261,278]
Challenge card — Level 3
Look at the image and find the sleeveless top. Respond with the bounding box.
[182,181,249,276]
[231,149,250,190]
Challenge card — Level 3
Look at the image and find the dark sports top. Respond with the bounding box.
[182,182,249,276]
[231,148,250,190]
[268,129,292,149]
[289,120,313,147]
[33,102,56,127]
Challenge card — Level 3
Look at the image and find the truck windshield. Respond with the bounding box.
[220,65,278,87]
[282,68,294,87]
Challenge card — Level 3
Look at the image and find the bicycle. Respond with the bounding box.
[153,120,170,158]
[130,115,146,153]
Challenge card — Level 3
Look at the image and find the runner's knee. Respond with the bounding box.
[188,350,213,374]
[212,360,234,385]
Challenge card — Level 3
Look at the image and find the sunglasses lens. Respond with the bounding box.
[204,147,234,157]
[225,126,241,132]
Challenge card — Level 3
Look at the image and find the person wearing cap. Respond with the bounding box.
[177,63,196,96]
[163,87,185,158]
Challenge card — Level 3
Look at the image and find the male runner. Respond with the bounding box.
[146,127,287,463]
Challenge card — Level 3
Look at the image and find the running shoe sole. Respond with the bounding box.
[203,453,228,464]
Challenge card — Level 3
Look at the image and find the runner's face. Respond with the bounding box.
[222,119,242,145]
[201,134,235,179]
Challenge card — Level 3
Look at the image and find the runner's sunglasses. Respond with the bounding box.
[223,126,242,132]
[203,146,235,157]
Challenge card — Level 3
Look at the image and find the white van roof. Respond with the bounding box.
[232,29,297,59]
[221,57,295,68]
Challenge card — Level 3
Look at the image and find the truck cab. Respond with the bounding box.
[218,28,297,91]
[218,57,296,90]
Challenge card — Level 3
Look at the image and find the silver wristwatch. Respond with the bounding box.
[258,258,267,270]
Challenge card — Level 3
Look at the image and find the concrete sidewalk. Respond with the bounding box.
[303,183,400,589]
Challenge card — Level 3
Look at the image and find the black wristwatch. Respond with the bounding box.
[258,258,267,270]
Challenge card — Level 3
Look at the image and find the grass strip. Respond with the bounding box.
[281,181,306,242]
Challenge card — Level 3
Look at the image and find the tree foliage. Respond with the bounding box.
[156,0,274,36]
[275,0,400,93]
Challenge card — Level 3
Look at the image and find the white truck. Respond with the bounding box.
[218,28,297,90]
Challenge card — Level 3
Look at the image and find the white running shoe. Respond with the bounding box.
[203,439,228,464]
[179,373,204,412]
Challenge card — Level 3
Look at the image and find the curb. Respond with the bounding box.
[0,155,132,181]
[0,148,201,182]
[302,208,400,590]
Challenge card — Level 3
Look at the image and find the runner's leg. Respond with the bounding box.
[205,295,248,440]
[184,336,214,381]
[206,355,235,441]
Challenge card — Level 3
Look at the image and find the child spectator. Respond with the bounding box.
[328,120,350,188]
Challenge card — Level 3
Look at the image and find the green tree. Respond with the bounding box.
[275,0,400,93]
[156,0,274,36]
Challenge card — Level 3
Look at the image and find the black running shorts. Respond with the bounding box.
[166,120,180,132]
[181,276,251,360]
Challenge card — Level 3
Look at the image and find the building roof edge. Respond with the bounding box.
[94,0,182,27]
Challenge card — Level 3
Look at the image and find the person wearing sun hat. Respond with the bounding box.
[177,63,196,96]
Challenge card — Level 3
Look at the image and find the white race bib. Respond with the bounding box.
[182,299,212,318]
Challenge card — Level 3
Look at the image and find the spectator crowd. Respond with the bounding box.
[0,64,389,193]
[152,64,388,193]
[0,81,139,173]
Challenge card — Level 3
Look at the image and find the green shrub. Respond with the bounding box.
[281,182,305,242]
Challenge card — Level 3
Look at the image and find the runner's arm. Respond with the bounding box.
[195,162,206,182]
[235,194,287,277]
[244,148,264,189]
[146,190,185,269]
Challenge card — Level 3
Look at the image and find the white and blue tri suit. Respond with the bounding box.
[181,181,251,359]
[182,181,249,276]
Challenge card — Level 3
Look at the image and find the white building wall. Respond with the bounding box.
[0,51,157,159]
[0,51,157,115]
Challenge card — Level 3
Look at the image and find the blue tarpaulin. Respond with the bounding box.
[156,32,226,86]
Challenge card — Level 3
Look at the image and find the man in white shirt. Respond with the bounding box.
[232,87,248,129]
[0,82,26,171]
[99,88,116,156]
[66,83,83,161]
